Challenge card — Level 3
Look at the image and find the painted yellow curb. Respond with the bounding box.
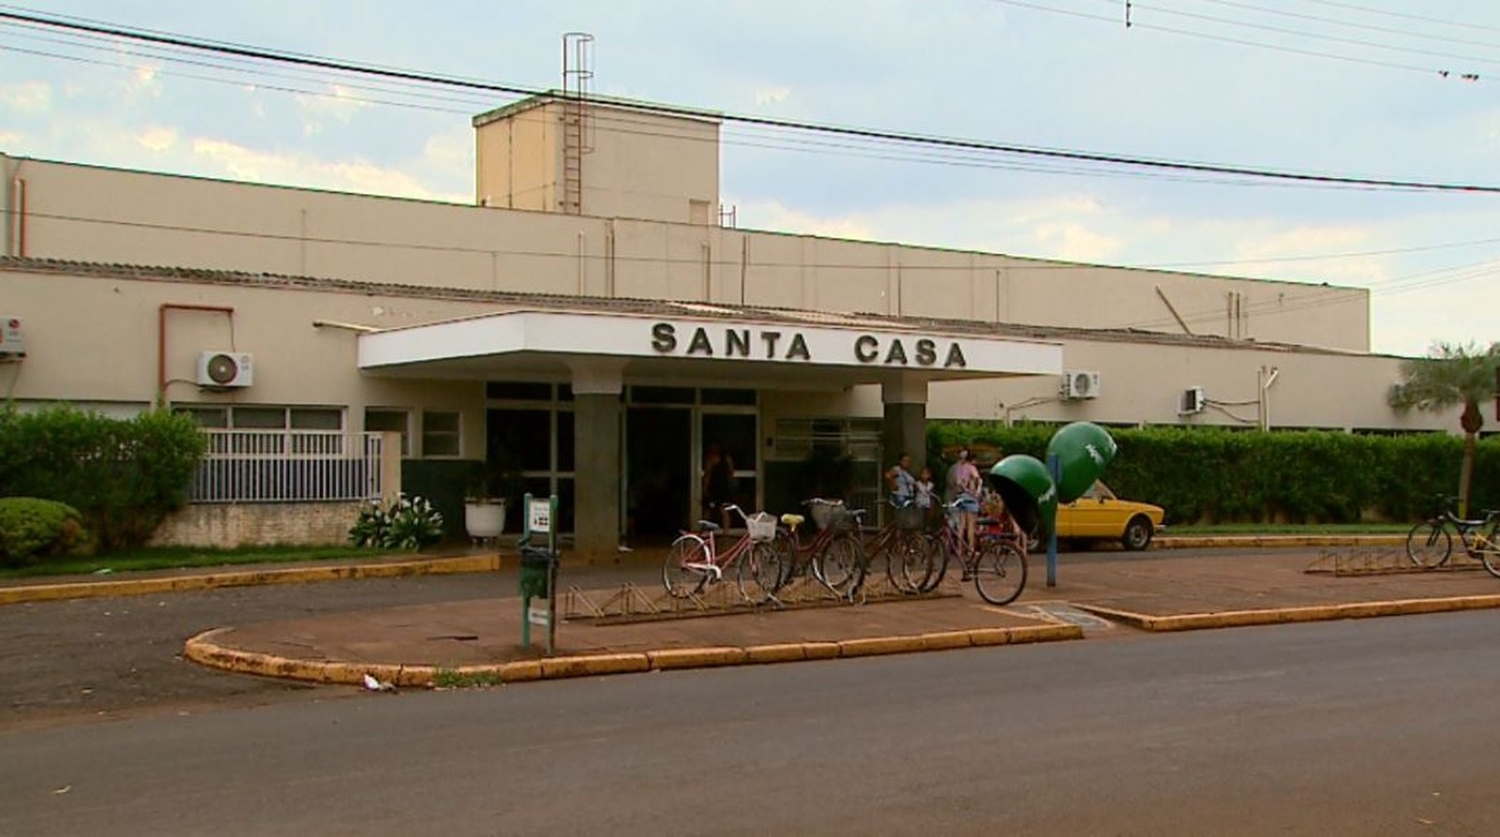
[539,653,651,679]
[965,627,1015,647]
[744,643,808,664]
[0,556,501,605]
[1074,593,1500,632]
[183,619,1090,689]
[919,630,975,651]
[837,635,927,658]
[800,641,842,660]
[647,646,748,670]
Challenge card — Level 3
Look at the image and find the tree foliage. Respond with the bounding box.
[1387,341,1500,515]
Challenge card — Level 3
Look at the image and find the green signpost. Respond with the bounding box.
[518,492,559,656]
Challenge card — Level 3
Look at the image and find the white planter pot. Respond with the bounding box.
[464,500,507,541]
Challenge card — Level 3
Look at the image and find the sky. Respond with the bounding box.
[2,0,1499,358]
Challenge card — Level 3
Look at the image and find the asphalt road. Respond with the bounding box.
[3,609,1497,836]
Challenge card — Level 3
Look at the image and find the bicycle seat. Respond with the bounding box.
[696,520,722,533]
[780,513,805,527]
[848,508,867,519]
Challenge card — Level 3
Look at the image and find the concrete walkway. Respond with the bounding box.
[6,537,1498,689]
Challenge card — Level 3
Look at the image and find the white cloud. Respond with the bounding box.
[0,81,51,114]
[189,137,467,202]
[0,131,19,146]
[122,63,163,99]
[136,126,179,152]
[754,87,791,105]
[294,84,369,135]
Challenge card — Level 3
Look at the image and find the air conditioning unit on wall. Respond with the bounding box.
[1180,386,1206,415]
[1061,370,1101,400]
[197,351,254,388]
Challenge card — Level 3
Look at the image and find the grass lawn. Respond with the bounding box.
[0,545,395,580]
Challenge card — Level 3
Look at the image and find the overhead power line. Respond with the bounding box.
[4,7,1500,194]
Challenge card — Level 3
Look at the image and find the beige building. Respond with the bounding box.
[0,93,1451,554]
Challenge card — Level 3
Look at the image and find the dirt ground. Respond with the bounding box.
[0,573,521,730]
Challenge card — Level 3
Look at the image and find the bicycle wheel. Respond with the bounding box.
[1405,520,1452,569]
[919,531,951,593]
[663,534,711,598]
[737,541,787,603]
[972,540,1028,606]
[814,532,865,597]
[1478,528,1500,580]
[887,530,933,594]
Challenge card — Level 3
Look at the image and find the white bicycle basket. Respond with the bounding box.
[746,511,778,542]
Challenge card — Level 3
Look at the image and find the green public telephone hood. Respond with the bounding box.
[987,454,1058,537]
[1046,421,1118,504]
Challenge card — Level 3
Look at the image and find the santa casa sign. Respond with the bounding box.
[649,322,968,368]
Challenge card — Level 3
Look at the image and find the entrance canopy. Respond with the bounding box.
[357,309,1063,389]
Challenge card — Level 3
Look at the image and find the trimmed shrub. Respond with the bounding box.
[0,406,206,550]
[0,497,93,568]
[929,421,1498,526]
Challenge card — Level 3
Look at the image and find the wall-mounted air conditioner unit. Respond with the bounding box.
[1179,386,1206,415]
[1062,370,1101,400]
[197,351,254,388]
[0,316,24,356]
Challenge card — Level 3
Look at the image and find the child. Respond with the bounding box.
[915,466,937,529]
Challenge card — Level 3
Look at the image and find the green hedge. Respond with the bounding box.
[0,497,93,568]
[0,406,206,550]
[929,422,1499,525]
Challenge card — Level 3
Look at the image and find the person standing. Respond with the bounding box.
[702,442,736,530]
[885,451,917,506]
[948,448,982,554]
[915,466,937,529]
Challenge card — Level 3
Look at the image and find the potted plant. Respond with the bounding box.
[463,463,508,545]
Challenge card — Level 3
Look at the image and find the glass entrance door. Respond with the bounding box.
[624,406,692,540]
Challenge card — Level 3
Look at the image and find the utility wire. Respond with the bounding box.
[1189,0,1500,52]
[1092,0,1500,70]
[4,7,1500,193]
[995,0,1483,80]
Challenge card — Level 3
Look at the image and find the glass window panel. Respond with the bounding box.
[232,407,287,429]
[702,413,757,470]
[701,388,757,406]
[630,386,694,405]
[179,406,228,428]
[364,409,410,456]
[488,408,551,472]
[557,410,575,472]
[422,410,461,457]
[290,408,342,430]
[486,382,553,401]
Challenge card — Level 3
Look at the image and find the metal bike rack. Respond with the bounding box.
[560,571,962,626]
[1304,547,1485,577]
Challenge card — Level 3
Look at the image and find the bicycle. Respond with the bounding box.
[1405,494,1500,578]
[861,498,938,594]
[769,498,867,599]
[663,504,787,602]
[921,500,1029,605]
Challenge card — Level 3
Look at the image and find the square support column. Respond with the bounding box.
[570,360,625,562]
[882,375,929,476]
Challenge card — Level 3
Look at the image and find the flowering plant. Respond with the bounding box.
[349,494,444,551]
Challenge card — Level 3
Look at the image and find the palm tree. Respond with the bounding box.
[1387,341,1500,516]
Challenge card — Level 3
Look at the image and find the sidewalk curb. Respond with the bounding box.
[181,622,1085,688]
[1153,535,1404,549]
[1074,593,1500,631]
[0,555,501,605]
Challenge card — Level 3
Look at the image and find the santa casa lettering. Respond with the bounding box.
[648,323,967,368]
